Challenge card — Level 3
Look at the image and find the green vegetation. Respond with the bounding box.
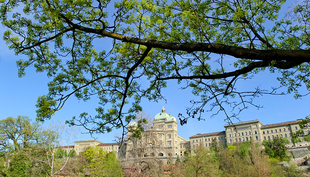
[0,116,82,177]
[1,116,306,176]
[0,0,309,133]
[0,116,42,153]
[263,138,290,161]
[164,140,305,177]
[84,146,123,177]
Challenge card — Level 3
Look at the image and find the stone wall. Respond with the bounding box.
[287,147,310,158]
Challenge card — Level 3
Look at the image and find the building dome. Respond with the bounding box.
[128,120,138,127]
[154,107,176,122]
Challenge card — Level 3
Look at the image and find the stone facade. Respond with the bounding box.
[60,110,310,161]
[125,107,189,161]
[189,119,310,152]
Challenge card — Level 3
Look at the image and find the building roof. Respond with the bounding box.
[58,145,74,148]
[224,120,262,127]
[154,107,176,122]
[74,140,102,143]
[189,131,226,138]
[98,143,123,146]
[261,120,301,129]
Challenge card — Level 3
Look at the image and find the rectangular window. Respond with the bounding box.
[168,141,171,146]
[168,125,172,128]
[168,134,171,139]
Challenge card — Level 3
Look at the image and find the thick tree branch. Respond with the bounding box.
[56,14,310,63]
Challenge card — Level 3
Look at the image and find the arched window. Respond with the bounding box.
[255,131,257,134]
[158,153,164,156]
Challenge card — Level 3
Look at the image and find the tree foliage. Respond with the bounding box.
[262,137,290,161]
[0,0,310,133]
[83,146,123,177]
[169,141,302,177]
[0,116,41,153]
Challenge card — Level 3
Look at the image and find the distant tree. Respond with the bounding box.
[83,146,123,177]
[0,116,41,153]
[220,141,271,177]
[262,138,290,161]
[210,138,219,153]
[184,144,221,177]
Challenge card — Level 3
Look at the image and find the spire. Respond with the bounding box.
[162,106,165,113]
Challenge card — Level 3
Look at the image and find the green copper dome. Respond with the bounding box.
[128,120,138,127]
[154,107,176,122]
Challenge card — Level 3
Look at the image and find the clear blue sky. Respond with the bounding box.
[0,2,309,145]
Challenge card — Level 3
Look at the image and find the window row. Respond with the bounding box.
[229,131,257,138]
[263,134,290,140]
[262,127,290,134]
[229,136,259,143]
[192,136,225,143]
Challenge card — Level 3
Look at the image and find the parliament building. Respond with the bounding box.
[61,108,310,161]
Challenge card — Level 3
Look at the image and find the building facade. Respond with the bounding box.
[60,109,310,161]
[190,119,310,151]
[125,107,189,161]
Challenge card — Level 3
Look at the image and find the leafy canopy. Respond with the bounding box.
[0,0,310,134]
